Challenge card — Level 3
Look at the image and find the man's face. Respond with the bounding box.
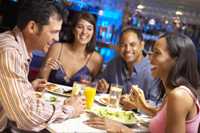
[118,31,144,64]
[33,15,63,52]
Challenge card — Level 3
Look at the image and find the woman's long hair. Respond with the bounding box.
[60,11,96,53]
[163,33,200,98]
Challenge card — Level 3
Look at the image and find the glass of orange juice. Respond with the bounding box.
[84,86,96,109]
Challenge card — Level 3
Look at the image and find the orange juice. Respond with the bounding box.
[84,86,96,109]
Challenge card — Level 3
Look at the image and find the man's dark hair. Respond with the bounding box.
[119,27,144,43]
[17,0,63,31]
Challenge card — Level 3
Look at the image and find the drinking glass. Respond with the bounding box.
[84,86,96,109]
[72,82,83,96]
[108,84,122,108]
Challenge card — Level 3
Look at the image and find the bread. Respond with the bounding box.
[129,85,139,102]
[46,84,59,91]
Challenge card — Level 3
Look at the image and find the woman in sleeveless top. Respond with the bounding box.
[39,12,103,86]
[85,33,200,133]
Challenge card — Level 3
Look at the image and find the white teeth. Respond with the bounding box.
[80,37,87,40]
[125,53,132,56]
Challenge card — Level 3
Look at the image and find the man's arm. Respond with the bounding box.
[0,49,72,131]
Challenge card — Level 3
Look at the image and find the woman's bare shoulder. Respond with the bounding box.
[167,86,194,109]
[91,51,103,63]
[87,51,103,76]
[49,42,62,51]
[45,43,65,58]
[169,87,192,100]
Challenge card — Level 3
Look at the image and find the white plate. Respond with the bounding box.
[95,94,110,106]
[56,84,72,92]
[46,83,72,97]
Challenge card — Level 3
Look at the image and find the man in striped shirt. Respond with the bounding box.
[0,0,85,132]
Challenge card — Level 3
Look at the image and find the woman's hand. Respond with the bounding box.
[84,117,133,133]
[45,58,62,70]
[129,85,147,110]
[130,85,158,116]
[120,95,137,111]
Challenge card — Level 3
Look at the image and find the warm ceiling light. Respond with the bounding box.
[137,4,145,9]
[176,11,183,15]
[165,20,169,24]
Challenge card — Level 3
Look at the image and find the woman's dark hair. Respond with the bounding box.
[63,12,96,53]
[17,0,63,31]
[163,33,200,98]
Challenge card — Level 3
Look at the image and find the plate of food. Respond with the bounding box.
[45,83,72,97]
[95,94,110,106]
[87,107,140,125]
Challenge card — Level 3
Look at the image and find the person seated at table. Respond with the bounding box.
[39,12,103,86]
[86,33,200,133]
[96,27,161,105]
[0,0,85,132]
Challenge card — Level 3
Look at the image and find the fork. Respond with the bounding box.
[58,63,70,83]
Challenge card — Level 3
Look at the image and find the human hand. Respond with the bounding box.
[64,96,85,117]
[31,78,47,91]
[120,95,137,111]
[129,85,147,110]
[80,75,92,85]
[45,58,62,70]
[96,79,109,93]
[84,117,132,133]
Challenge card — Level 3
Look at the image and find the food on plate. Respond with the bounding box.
[46,84,60,92]
[89,107,138,124]
[50,96,57,102]
[128,85,140,102]
[35,92,42,98]
[99,97,110,105]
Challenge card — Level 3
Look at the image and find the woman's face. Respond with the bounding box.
[73,19,94,45]
[150,38,175,80]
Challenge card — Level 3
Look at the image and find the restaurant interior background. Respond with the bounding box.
[0,0,200,80]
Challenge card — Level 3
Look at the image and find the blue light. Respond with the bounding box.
[9,0,17,2]
[99,47,117,63]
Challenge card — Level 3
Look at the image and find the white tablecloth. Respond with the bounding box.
[47,113,106,133]
[44,92,149,133]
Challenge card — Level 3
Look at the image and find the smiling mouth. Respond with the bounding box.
[80,35,89,39]
[124,53,133,57]
[80,37,87,40]
[151,66,157,71]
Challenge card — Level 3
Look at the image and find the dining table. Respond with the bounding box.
[42,84,150,133]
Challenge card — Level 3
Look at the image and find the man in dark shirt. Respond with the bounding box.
[96,27,160,106]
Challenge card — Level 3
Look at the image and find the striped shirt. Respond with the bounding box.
[0,27,74,132]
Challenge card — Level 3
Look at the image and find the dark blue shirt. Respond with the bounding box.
[97,55,161,102]
[48,66,91,86]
